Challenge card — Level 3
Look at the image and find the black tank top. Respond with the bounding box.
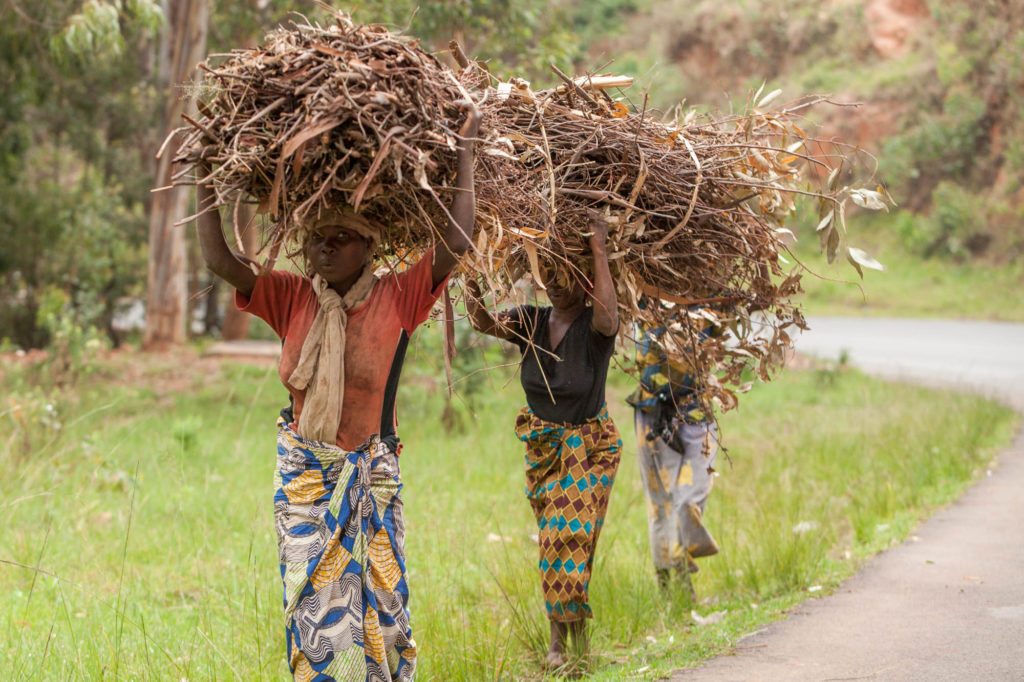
[510,305,616,425]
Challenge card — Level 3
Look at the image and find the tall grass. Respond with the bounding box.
[0,340,1016,680]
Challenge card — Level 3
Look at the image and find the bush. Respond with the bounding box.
[0,357,66,460]
[36,285,109,388]
[922,181,1000,259]
[0,150,146,351]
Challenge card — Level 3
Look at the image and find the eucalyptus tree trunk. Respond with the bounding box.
[143,0,209,349]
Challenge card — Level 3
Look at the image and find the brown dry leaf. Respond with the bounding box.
[523,240,545,290]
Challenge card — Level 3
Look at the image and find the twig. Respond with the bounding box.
[549,64,598,108]
[448,39,470,69]
[655,136,703,248]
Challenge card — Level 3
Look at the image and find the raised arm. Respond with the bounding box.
[195,164,257,296]
[587,210,618,336]
[431,101,482,287]
[465,279,515,340]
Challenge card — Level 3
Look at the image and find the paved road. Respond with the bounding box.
[673,317,1024,682]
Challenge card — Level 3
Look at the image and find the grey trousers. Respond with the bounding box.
[634,408,719,572]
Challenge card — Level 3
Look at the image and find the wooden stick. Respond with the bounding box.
[568,74,634,91]
[181,112,217,141]
[549,64,598,108]
[448,40,470,69]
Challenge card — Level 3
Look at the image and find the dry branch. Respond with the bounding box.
[170,9,887,414]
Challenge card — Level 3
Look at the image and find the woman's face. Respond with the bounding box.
[541,264,585,310]
[304,224,370,288]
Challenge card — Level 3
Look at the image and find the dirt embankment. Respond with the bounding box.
[613,0,931,151]
[865,0,931,59]
[593,0,1023,260]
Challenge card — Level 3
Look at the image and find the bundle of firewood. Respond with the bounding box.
[170,9,888,413]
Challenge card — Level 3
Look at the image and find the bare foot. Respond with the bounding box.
[567,619,589,659]
[545,649,567,669]
[657,566,698,604]
[546,621,568,669]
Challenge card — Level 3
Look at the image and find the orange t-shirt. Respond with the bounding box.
[236,251,445,451]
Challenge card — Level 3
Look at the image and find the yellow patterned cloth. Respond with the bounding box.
[275,419,415,681]
[514,406,621,622]
[626,314,719,423]
[633,411,718,572]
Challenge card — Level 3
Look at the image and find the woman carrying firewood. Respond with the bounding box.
[194,104,481,681]
[466,212,621,668]
[626,302,721,598]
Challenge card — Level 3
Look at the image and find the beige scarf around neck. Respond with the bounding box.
[287,223,380,443]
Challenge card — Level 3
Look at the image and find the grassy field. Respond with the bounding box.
[0,335,1017,680]
[789,217,1024,322]
[798,249,1024,320]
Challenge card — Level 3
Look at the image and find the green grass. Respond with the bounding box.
[786,211,1024,321]
[797,246,1024,321]
[0,337,1017,680]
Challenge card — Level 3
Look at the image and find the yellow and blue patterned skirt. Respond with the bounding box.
[515,406,622,622]
[275,419,416,681]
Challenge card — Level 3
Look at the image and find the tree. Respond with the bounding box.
[346,0,575,79]
[142,0,209,349]
[0,0,160,349]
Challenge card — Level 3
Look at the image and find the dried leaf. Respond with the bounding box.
[826,225,841,263]
[847,246,884,273]
[414,160,431,191]
[753,81,766,105]
[757,88,783,109]
[507,225,548,240]
[878,184,898,207]
[523,240,545,290]
[828,162,843,192]
[816,210,834,233]
[482,148,520,161]
[848,188,890,212]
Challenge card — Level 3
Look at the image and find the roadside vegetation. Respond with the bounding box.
[580,0,1024,322]
[796,233,1024,320]
[2,1,1021,678]
[3,0,1022,355]
[1,338,1015,679]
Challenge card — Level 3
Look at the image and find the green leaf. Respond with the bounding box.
[127,0,166,33]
